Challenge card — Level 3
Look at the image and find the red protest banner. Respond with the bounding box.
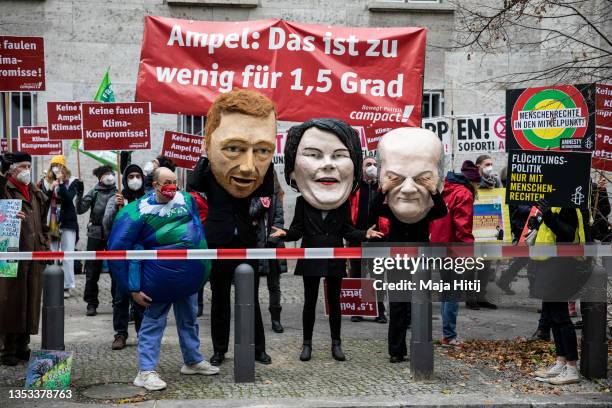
[161,131,203,170]
[47,102,82,140]
[593,83,612,172]
[0,36,45,91]
[81,102,151,151]
[0,139,19,154]
[324,278,378,317]
[19,127,62,156]
[136,17,426,150]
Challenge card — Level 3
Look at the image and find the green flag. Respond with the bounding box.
[72,68,118,170]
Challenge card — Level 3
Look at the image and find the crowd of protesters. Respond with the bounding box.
[0,122,609,390]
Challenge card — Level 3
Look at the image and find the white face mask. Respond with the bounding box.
[16,170,31,185]
[483,165,494,176]
[365,165,378,179]
[143,161,155,176]
[127,177,142,191]
[52,166,61,176]
[102,174,115,186]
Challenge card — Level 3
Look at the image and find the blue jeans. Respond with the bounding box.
[441,301,459,340]
[138,293,204,371]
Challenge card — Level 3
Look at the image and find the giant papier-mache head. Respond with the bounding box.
[205,89,277,198]
[378,127,444,224]
[284,118,362,210]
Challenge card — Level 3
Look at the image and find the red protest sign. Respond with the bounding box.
[0,139,19,154]
[19,127,62,156]
[593,83,612,172]
[136,17,426,150]
[81,102,151,151]
[0,36,45,91]
[324,278,378,317]
[161,131,203,170]
[47,102,82,140]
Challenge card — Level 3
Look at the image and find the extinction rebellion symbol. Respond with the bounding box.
[511,85,588,150]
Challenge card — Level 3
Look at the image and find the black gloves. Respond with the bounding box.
[74,179,84,196]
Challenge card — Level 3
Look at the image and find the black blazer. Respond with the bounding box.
[187,156,274,248]
[283,196,366,278]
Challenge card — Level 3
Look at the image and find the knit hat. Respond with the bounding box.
[5,151,32,164]
[50,155,65,167]
[461,160,481,183]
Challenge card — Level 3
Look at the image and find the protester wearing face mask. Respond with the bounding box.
[102,164,146,350]
[38,155,82,299]
[475,155,502,189]
[0,152,50,366]
[143,156,177,193]
[77,165,118,317]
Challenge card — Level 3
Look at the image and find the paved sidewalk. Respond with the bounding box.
[0,271,610,407]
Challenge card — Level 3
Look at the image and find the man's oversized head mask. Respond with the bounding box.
[378,128,444,224]
[205,89,277,198]
[284,118,362,210]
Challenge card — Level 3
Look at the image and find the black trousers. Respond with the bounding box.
[542,301,578,361]
[302,276,342,342]
[265,261,282,320]
[210,258,265,355]
[0,333,29,357]
[112,277,144,339]
[465,260,492,302]
[388,301,411,357]
[83,237,107,308]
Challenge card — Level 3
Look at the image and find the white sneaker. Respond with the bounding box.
[547,365,580,385]
[181,360,220,376]
[134,370,167,391]
[533,360,565,378]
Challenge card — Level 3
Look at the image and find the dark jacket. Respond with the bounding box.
[430,172,475,244]
[39,177,80,231]
[250,193,288,275]
[509,204,531,243]
[187,156,274,248]
[102,164,146,237]
[282,196,366,278]
[591,182,611,242]
[77,182,117,240]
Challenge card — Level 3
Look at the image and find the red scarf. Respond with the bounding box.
[8,175,30,202]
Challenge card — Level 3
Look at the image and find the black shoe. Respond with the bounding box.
[465,301,480,310]
[16,349,31,361]
[197,304,203,317]
[255,351,272,364]
[1,354,19,366]
[530,329,551,342]
[496,280,516,295]
[300,341,312,361]
[331,340,345,361]
[86,306,97,316]
[477,301,498,310]
[210,352,225,366]
[374,315,387,324]
[350,316,363,322]
[271,320,284,333]
[389,355,405,363]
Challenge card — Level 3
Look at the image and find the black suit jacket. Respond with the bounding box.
[187,157,274,248]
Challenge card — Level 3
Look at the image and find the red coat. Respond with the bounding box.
[189,191,208,225]
[430,177,475,243]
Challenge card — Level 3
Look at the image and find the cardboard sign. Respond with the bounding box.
[0,199,22,278]
[592,83,612,172]
[19,127,62,156]
[136,17,426,151]
[81,102,151,151]
[324,278,378,317]
[161,131,203,170]
[506,150,591,209]
[472,188,511,243]
[25,350,73,390]
[506,84,595,151]
[0,36,45,91]
[47,102,82,140]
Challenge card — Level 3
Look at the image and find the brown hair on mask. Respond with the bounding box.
[205,89,276,150]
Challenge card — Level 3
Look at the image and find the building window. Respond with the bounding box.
[422,90,444,119]
[0,92,37,146]
[178,114,206,137]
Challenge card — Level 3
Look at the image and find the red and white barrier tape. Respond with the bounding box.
[0,244,610,261]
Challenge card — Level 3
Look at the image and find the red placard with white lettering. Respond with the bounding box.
[81,102,151,151]
[0,36,45,91]
[161,131,203,170]
[136,17,426,150]
[324,278,378,317]
[593,83,612,172]
[47,102,83,140]
[19,127,62,156]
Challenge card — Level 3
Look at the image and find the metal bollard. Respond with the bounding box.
[410,247,433,380]
[234,263,255,383]
[41,264,65,351]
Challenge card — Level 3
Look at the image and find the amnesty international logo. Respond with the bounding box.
[511,85,589,150]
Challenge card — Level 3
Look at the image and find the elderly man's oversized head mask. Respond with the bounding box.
[205,89,277,198]
[284,119,362,210]
[378,128,444,224]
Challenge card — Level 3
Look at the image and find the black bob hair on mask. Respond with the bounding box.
[284,118,362,192]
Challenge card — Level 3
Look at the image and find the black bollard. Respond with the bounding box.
[41,264,65,351]
[410,247,433,380]
[234,263,255,383]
